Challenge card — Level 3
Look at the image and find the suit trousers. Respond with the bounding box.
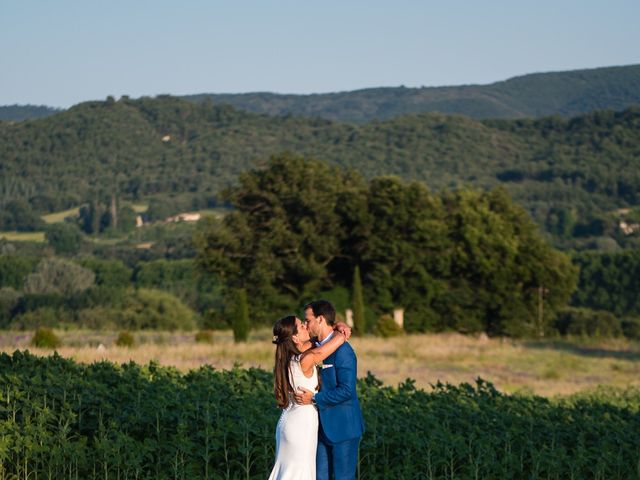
[316,424,360,480]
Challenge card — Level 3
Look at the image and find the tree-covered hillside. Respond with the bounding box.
[1,95,639,244]
[185,64,640,122]
[0,105,61,122]
[4,64,640,123]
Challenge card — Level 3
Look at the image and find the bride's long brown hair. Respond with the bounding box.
[272,315,302,408]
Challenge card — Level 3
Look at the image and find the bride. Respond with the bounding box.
[268,315,349,480]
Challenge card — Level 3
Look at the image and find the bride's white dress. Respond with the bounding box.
[268,355,319,480]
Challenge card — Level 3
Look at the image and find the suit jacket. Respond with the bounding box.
[314,341,365,444]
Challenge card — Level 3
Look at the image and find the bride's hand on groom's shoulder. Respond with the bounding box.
[334,322,351,340]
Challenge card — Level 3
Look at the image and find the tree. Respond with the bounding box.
[195,153,367,321]
[0,255,39,289]
[79,257,132,288]
[440,187,578,336]
[360,177,450,332]
[45,222,84,255]
[146,198,175,222]
[24,258,95,296]
[134,259,200,309]
[0,287,21,327]
[230,289,250,342]
[117,205,137,232]
[100,200,137,233]
[78,201,102,235]
[352,266,366,335]
[0,200,45,232]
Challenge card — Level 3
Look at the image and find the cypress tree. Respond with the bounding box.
[352,266,366,335]
[232,289,250,342]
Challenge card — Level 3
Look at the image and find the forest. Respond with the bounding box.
[185,63,640,121]
[1,94,640,251]
[0,155,639,339]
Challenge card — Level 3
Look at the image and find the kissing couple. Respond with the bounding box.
[268,300,365,480]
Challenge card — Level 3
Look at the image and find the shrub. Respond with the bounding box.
[372,314,403,338]
[76,307,122,330]
[120,288,197,330]
[230,289,250,343]
[201,308,230,329]
[621,317,640,340]
[555,307,622,338]
[195,330,214,344]
[30,327,61,348]
[115,331,135,347]
[0,287,21,327]
[11,307,72,330]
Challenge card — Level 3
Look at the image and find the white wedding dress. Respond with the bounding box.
[268,355,319,480]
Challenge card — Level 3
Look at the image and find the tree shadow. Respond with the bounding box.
[522,339,640,361]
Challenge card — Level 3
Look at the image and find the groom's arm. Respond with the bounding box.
[312,346,357,409]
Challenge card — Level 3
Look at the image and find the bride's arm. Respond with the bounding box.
[334,321,352,340]
[299,332,346,374]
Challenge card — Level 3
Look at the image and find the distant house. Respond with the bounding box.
[165,212,201,223]
[619,221,640,235]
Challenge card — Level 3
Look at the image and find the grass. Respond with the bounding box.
[41,203,147,223]
[131,203,148,213]
[2,329,639,397]
[41,206,81,224]
[0,231,45,242]
[196,208,227,219]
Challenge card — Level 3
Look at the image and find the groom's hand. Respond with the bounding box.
[294,387,314,405]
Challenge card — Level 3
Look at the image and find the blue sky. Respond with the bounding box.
[2,0,639,107]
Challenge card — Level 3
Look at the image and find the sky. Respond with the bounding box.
[2,0,639,108]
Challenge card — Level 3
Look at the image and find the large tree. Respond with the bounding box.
[196,156,578,335]
[196,153,367,320]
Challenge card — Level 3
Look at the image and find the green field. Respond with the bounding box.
[0,231,45,242]
[131,203,149,213]
[0,350,638,479]
[41,206,81,224]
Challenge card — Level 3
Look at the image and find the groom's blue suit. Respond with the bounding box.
[314,338,365,480]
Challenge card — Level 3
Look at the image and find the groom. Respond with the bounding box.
[295,300,365,480]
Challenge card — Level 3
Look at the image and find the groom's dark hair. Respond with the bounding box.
[304,300,336,325]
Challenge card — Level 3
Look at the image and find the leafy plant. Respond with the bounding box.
[30,327,61,348]
[0,351,638,479]
[195,330,214,344]
[115,330,135,347]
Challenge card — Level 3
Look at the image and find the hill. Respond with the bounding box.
[1,95,639,243]
[184,64,640,122]
[4,64,640,123]
[0,105,62,122]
